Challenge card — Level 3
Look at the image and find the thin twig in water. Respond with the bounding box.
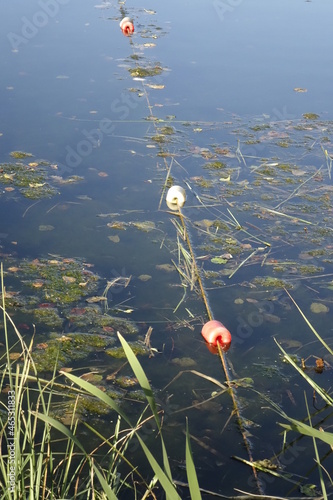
[229,249,260,279]
[259,207,315,226]
[227,209,271,246]
[22,200,42,218]
[143,326,159,357]
[158,157,174,210]
[321,144,332,179]
[236,139,247,167]
[102,276,131,311]
[274,167,323,210]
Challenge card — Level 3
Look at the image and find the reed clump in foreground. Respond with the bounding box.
[0,263,202,499]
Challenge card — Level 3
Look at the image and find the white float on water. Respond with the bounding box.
[166,185,186,210]
[119,16,131,28]
[119,17,134,35]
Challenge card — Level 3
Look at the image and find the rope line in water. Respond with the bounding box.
[118,3,263,493]
[176,205,262,493]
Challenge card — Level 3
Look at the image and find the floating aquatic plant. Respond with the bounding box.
[0,161,58,199]
[106,342,148,359]
[31,332,116,372]
[9,150,33,159]
[18,256,100,305]
[129,65,163,78]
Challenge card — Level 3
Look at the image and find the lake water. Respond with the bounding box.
[1,0,333,497]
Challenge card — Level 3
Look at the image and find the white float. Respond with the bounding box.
[166,185,186,210]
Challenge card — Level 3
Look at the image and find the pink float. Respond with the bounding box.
[201,320,232,351]
[120,17,134,36]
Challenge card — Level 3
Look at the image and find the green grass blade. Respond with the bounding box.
[117,333,158,424]
[59,370,131,425]
[1,263,12,388]
[35,412,87,454]
[117,333,173,483]
[279,419,333,448]
[136,434,181,500]
[93,464,119,500]
[304,394,328,500]
[274,338,333,406]
[36,413,119,498]
[185,418,202,500]
[284,289,333,357]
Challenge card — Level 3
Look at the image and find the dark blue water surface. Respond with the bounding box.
[1,1,333,497]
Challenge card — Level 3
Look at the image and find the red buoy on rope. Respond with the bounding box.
[201,320,232,351]
[120,17,134,36]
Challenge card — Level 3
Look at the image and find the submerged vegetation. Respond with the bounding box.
[0,266,202,498]
[128,65,163,77]
[1,256,141,373]
[1,264,333,498]
[0,160,58,199]
[0,154,83,199]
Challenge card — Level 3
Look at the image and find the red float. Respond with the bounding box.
[120,17,134,36]
[201,320,232,351]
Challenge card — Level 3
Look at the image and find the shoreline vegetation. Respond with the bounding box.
[1,263,332,498]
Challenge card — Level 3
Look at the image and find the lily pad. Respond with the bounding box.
[171,357,196,368]
[108,235,120,243]
[234,298,244,304]
[310,302,329,314]
[138,274,152,282]
[263,313,281,323]
[211,257,228,265]
[131,221,156,232]
[156,263,175,272]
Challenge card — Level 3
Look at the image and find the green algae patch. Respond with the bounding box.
[151,134,169,144]
[303,113,320,120]
[106,342,148,359]
[2,255,140,372]
[253,276,293,289]
[53,392,121,424]
[277,141,290,148]
[203,161,226,170]
[98,315,138,335]
[114,375,139,389]
[129,65,163,78]
[250,124,270,132]
[0,162,58,199]
[299,265,324,275]
[75,395,115,416]
[192,177,213,189]
[19,256,100,305]
[32,306,63,328]
[32,332,115,372]
[10,151,33,159]
[158,126,175,135]
[0,155,83,199]
[32,342,69,372]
